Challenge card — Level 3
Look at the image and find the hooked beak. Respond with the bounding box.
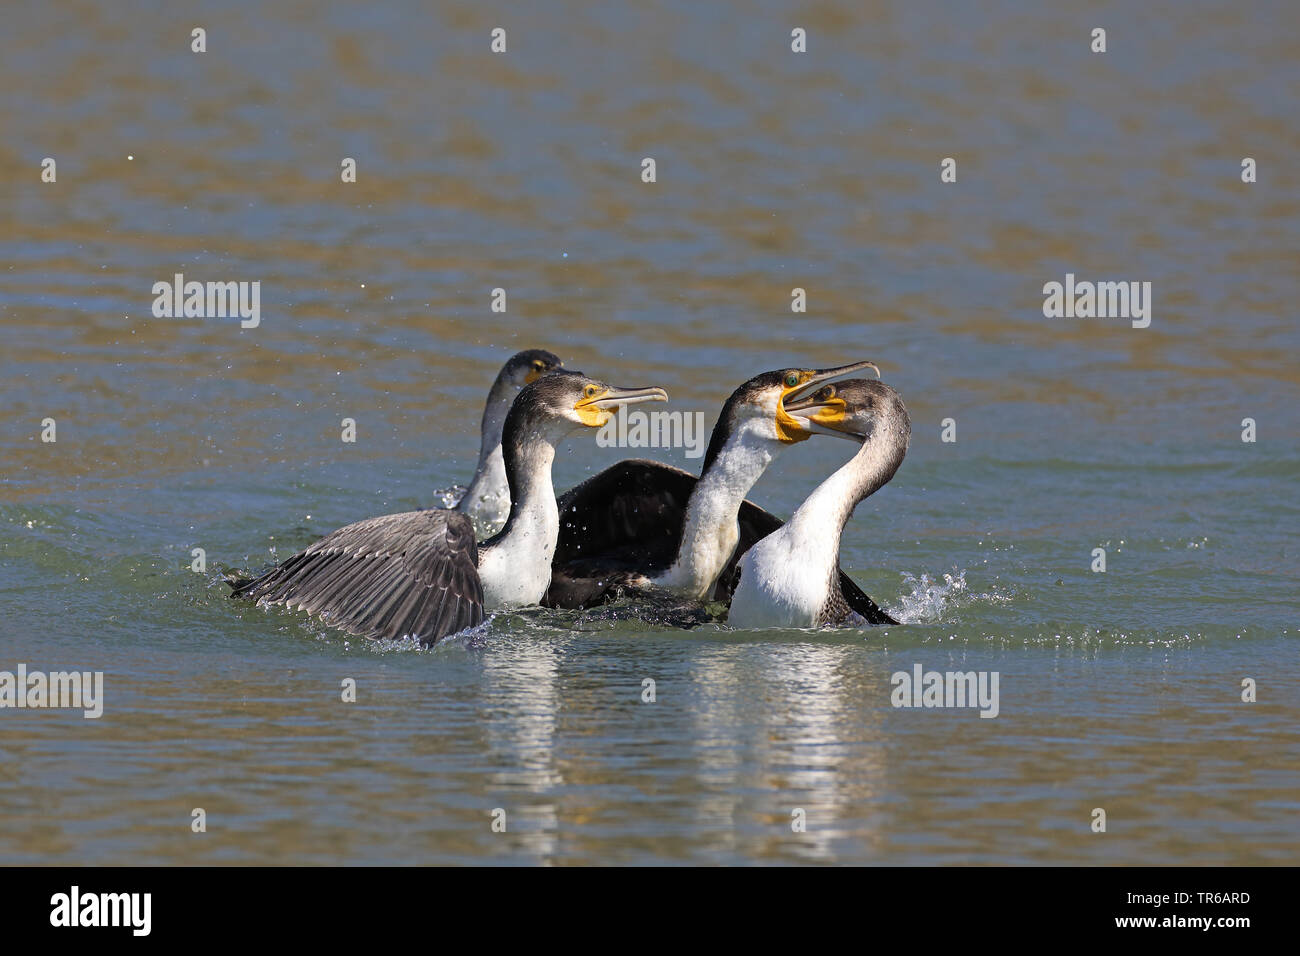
[575,384,669,427]
[776,361,880,441]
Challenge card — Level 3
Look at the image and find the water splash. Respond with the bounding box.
[893,570,969,624]
[433,484,466,509]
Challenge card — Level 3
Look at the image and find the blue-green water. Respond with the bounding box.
[1,0,1297,864]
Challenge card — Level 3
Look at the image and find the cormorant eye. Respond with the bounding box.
[784,373,800,389]
[533,360,545,370]
[583,384,600,399]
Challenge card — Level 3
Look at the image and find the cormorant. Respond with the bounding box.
[728,378,910,628]
[542,362,895,624]
[454,348,564,532]
[230,371,667,645]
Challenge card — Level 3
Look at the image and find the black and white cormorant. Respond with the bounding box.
[542,362,895,624]
[230,371,667,645]
[728,378,910,629]
[454,348,564,533]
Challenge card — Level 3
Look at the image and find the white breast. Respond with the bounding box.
[477,493,559,608]
[728,528,830,629]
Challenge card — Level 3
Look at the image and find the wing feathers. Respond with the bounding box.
[231,509,484,645]
[547,458,895,623]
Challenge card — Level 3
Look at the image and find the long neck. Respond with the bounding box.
[488,434,560,558]
[781,434,905,565]
[475,382,513,471]
[456,380,514,516]
[658,423,777,598]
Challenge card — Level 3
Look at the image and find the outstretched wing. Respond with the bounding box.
[230,509,484,645]
[545,458,897,623]
[550,458,693,569]
[545,459,707,607]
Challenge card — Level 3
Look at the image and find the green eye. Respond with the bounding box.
[784,373,800,388]
[584,384,599,398]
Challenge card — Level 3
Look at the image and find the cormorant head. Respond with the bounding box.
[475,349,568,461]
[784,377,911,447]
[702,361,881,468]
[494,348,565,392]
[506,369,668,439]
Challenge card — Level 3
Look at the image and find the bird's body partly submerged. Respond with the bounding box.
[453,349,563,535]
[543,363,896,624]
[544,457,892,621]
[728,378,910,629]
[231,372,667,646]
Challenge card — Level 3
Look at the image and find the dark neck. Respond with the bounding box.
[483,404,564,549]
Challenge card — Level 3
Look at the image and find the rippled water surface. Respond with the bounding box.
[2,1,1298,864]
